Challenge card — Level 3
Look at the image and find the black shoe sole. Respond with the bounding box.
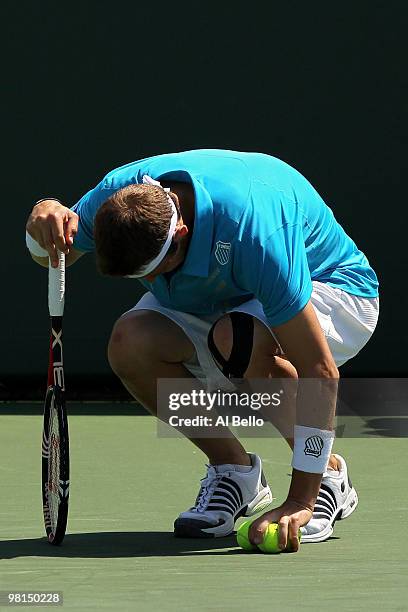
[174,518,219,538]
[173,505,250,538]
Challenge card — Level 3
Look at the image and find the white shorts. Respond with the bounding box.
[127,281,379,391]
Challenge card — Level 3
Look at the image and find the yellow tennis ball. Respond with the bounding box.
[258,523,302,553]
[258,523,280,553]
[236,519,257,551]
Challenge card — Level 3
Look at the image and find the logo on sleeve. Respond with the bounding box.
[304,436,324,457]
[214,241,231,265]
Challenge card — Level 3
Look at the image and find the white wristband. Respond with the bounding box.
[35,198,62,206]
[292,425,334,474]
[26,231,48,257]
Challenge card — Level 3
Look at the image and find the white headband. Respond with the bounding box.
[126,175,178,278]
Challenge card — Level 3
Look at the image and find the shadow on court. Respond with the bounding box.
[0,532,339,559]
[363,417,408,437]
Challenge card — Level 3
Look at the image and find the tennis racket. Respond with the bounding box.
[41,252,70,545]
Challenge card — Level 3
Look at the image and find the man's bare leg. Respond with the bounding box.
[211,315,340,471]
[107,310,251,466]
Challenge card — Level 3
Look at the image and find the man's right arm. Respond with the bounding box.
[26,199,85,268]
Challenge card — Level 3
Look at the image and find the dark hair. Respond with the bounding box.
[94,184,177,276]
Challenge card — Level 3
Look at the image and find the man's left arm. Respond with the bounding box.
[233,229,339,552]
[248,301,339,552]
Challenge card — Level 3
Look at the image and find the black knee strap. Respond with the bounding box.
[208,312,254,379]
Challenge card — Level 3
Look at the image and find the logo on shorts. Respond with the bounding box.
[215,241,231,265]
[304,435,324,457]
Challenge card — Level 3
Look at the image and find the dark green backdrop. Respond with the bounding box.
[3,2,406,394]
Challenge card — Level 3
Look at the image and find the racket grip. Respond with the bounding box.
[48,252,65,316]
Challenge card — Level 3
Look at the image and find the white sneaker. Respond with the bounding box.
[301,454,359,543]
[174,453,273,538]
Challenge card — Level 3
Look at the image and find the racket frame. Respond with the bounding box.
[41,253,69,545]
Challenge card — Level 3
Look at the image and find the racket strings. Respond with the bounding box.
[48,398,61,531]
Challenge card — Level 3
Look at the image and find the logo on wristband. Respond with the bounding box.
[304,435,324,457]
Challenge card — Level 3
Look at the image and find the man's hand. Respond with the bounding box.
[248,499,313,552]
[26,200,79,268]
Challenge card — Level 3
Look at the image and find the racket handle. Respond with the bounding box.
[48,252,65,316]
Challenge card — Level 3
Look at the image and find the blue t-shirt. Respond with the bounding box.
[71,149,378,327]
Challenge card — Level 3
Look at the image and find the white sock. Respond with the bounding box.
[212,463,252,473]
[232,463,252,473]
[326,467,340,476]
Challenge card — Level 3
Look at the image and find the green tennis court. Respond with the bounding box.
[1,406,407,611]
